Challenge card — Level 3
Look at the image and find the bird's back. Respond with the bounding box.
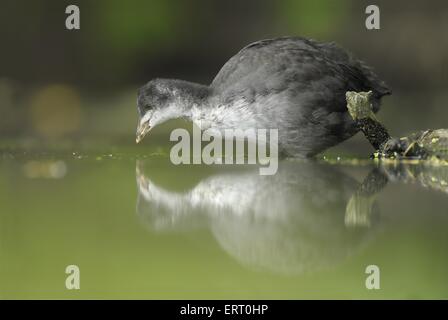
[211,37,389,103]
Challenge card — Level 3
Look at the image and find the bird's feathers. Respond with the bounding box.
[208,37,390,156]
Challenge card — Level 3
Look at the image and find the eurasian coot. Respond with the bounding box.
[136,36,390,157]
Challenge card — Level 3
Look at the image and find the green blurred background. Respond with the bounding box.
[1,0,447,154]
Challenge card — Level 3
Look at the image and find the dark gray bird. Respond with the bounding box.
[136,36,390,157]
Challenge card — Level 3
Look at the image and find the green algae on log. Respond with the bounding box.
[346,91,391,151]
[346,91,448,161]
[394,129,448,159]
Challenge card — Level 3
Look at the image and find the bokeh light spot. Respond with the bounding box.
[29,84,82,138]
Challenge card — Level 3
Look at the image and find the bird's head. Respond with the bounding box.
[136,79,181,143]
[136,78,211,143]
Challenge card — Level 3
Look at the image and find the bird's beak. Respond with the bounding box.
[136,120,151,144]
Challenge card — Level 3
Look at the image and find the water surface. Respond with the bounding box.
[1,147,448,299]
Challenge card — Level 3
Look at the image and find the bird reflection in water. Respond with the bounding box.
[135,160,394,275]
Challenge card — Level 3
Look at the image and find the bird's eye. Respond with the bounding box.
[156,94,169,104]
[137,102,152,118]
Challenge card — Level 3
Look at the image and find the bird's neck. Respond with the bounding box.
[169,80,212,119]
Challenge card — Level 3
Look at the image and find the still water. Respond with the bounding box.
[1,147,448,299]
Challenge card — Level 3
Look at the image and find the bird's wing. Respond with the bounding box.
[211,37,390,106]
[315,40,391,96]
